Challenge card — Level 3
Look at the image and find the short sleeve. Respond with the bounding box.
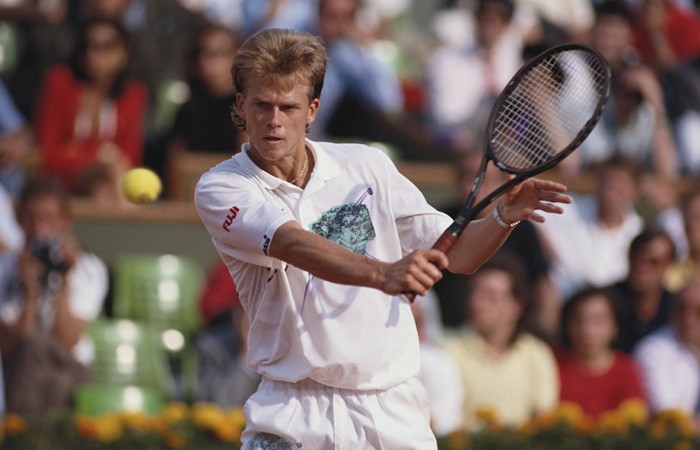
[195,166,296,267]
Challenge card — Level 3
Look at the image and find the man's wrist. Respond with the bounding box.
[493,203,521,229]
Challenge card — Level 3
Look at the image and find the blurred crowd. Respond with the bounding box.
[1,0,700,440]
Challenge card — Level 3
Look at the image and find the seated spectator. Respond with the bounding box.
[667,182,700,292]
[608,228,677,352]
[631,0,700,72]
[0,178,109,418]
[308,0,404,142]
[588,0,640,76]
[537,155,644,300]
[195,259,260,408]
[425,0,524,152]
[0,78,33,200]
[444,255,558,431]
[34,17,148,197]
[579,62,677,179]
[239,0,318,38]
[435,149,559,339]
[554,286,647,419]
[169,23,245,156]
[634,275,700,418]
[197,302,260,409]
[0,184,22,257]
[1,0,73,121]
[411,292,464,437]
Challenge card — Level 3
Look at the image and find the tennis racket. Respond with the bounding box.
[408,43,611,302]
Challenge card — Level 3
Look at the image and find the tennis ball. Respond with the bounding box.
[121,167,162,204]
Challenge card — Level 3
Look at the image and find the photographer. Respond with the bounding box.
[0,178,108,418]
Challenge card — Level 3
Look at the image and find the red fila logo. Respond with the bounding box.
[222,206,240,232]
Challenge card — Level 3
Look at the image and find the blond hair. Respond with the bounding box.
[230,28,328,130]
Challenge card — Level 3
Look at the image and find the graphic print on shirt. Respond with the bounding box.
[309,186,376,254]
[299,186,376,310]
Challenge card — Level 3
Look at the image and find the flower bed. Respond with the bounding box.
[1,400,698,449]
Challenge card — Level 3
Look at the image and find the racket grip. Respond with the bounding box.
[403,230,459,303]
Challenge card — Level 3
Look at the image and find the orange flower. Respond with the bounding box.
[214,423,241,443]
[163,430,186,450]
[446,430,469,449]
[650,409,695,438]
[674,440,694,450]
[75,414,123,442]
[192,402,225,430]
[4,414,27,436]
[225,408,246,429]
[615,398,648,427]
[596,410,628,435]
[162,402,189,424]
[474,406,500,431]
[120,411,154,431]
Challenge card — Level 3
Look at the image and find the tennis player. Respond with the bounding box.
[195,28,571,450]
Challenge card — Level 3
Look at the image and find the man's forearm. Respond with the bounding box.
[269,221,388,291]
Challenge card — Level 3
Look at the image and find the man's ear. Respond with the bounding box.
[307,97,320,126]
[235,92,246,120]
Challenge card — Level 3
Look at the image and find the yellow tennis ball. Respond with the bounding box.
[121,167,162,204]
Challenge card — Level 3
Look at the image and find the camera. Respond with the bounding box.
[30,237,69,273]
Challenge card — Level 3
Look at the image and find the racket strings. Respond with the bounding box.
[491,49,609,171]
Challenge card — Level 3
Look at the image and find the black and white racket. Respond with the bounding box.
[409,43,611,302]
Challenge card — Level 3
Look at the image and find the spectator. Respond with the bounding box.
[537,155,644,300]
[516,0,595,43]
[411,292,464,437]
[435,149,559,339]
[554,286,647,419]
[194,259,253,408]
[0,178,109,418]
[579,62,677,179]
[34,17,148,198]
[608,228,677,352]
[1,0,74,120]
[169,23,244,157]
[444,255,559,431]
[0,78,33,200]
[425,0,524,152]
[307,0,404,142]
[197,298,260,409]
[239,0,318,38]
[0,184,22,258]
[633,274,700,418]
[631,0,700,72]
[666,183,700,291]
[76,0,192,123]
[588,0,640,75]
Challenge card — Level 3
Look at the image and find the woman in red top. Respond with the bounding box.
[554,286,647,419]
[35,17,148,196]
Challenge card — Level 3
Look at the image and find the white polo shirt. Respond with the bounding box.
[195,139,452,390]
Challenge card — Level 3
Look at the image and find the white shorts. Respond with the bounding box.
[242,377,437,450]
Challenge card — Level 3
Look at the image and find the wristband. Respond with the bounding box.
[493,204,521,229]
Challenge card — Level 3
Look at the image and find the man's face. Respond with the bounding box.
[628,237,674,292]
[467,269,521,335]
[236,78,318,167]
[674,281,700,347]
[19,195,70,243]
[566,294,618,356]
[683,195,700,251]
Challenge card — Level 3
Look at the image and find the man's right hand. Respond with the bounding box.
[380,249,448,297]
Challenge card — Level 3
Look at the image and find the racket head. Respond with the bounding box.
[484,43,611,175]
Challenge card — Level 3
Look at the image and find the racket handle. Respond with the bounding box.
[403,230,459,303]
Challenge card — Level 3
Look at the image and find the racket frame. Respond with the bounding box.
[409,42,611,300]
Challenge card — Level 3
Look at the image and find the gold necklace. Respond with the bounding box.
[288,151,309,185]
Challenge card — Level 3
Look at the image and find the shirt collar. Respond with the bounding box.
[239,139,340,190]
